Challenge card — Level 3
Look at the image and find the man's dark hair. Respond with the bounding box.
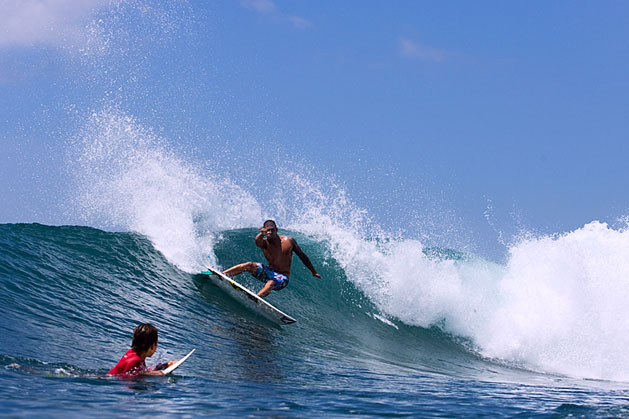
[263,219,277,229]
[132,323,158,354]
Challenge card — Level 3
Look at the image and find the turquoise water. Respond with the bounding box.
[2,223,629,417]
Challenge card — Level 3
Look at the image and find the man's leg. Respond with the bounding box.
[257,280,274,298]
[223,262,257,277]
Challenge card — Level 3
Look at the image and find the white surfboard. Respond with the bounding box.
[162,348,195,375]
[201,267,297,325]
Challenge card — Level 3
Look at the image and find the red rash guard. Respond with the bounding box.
[108,348,146,376]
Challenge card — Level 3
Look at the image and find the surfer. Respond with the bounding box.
[108,323,176,377]
[223,219,321,298]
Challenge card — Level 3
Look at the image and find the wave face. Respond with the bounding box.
[0,222,477,374]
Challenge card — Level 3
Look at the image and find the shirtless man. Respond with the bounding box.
[223,220,321,298]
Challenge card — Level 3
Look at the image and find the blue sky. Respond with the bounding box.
[1,1,628,259]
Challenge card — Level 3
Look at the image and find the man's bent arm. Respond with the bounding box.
[255,231,266,248]
[292,238,321,278]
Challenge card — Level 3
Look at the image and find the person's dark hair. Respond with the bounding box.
[263,219,277,229]
[131,323,158,354]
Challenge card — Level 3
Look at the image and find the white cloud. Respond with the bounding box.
[240,0,276,14]
[241,0,312,29]
[0,0,110,48]
[287,15,312,29]
[399,38,449,62]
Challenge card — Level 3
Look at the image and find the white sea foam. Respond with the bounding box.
[301,205,629,381]
[68,108,261,272]
[478,221,629,381]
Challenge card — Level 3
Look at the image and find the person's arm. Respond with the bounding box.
[144,369,167,376]
[291,238,321,278]
[144,360,177,376]
[255,228,268,248]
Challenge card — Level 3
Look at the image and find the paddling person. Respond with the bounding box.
[108,323,176,377]
[223,219,321,298]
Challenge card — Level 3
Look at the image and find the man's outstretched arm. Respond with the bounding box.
[291,238,321,278]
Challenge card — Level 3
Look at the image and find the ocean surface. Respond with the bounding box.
[3,222,629,417]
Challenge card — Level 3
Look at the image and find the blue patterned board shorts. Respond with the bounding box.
[252,263,289,290]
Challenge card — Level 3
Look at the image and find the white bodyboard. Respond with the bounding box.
[162,348,195,375]
[201,267,297,325]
